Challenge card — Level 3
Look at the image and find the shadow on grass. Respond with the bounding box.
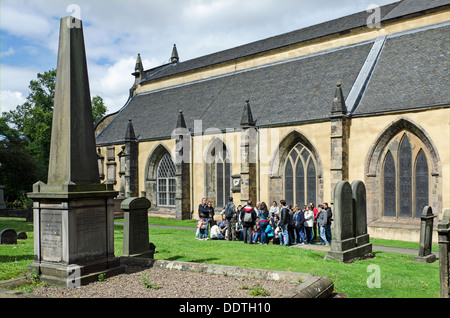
[164,255,219,263]
[0,254,33,263]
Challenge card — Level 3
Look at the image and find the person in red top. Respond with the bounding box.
[311,203,318,243]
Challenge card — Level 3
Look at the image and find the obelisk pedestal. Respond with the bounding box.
[28,16,124,287]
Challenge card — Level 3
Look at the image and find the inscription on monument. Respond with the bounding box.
[41,210,62,262]
[75,207,107,260]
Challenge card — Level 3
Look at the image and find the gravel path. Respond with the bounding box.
[32,266,300,298]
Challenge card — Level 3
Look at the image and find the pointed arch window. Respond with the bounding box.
[208,142,231,208]
[157,153,176,207]
[381,133,430,218]
[284,143,317,207]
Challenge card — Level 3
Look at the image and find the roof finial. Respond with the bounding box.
[331,82,347,115]
[125,118,136,141]
[176,109,187,129]
[240,100,256,127]
[132,53,144,78]
[171,44,179,64]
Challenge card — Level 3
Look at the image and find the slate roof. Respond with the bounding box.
[354,24,450,115]
[381,0,450,21]
[140,2,400,83]
[96,42,373,144]
[96,0,450,145]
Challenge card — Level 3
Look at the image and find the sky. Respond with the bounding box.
[1,0,399,116]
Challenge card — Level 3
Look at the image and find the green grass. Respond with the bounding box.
[0,218,34,280]
[0,217,441,298]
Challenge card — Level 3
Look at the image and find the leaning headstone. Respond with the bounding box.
[0,185,6,209]
[0,229,17,245]
[121,197,154,259]
[438,209,450,298]
[27,16,124,287]
[351,180,372,256]
[413,206,437,263]
[326,180,373,263]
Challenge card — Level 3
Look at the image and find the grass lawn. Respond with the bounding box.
[0,217,441,298]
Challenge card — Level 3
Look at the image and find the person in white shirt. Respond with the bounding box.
[269,201,279,217]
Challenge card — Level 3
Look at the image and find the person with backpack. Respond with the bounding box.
[224,197,237,241]
[258,202,270,244]
[240,200,257,244]
[278,200,290,246]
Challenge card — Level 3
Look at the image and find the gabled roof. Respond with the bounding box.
[96,42,373,144]
[140,1,401,84]
[96,0,450,145]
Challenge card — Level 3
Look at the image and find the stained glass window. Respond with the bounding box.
[383,151,396,217]
[284,143,317,207]
[399,137,412,217]
[415,150,429,218]
[214,144,231,209]
[295,158,305,207]
[157,153,176,207]
[217,159,224,208]
[285,159,294,206]
[382,133,430,219]
[306,158,316,205]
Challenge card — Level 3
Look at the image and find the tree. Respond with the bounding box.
[91,95,108,125]
[2,69,108,198]
[0,116,41,201]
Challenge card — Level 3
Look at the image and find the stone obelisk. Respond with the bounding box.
[28,16,124,287]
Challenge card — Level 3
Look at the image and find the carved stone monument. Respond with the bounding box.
[438,209,450,298]
[413,206,437,263]
[325,180,373,263]
[28,16,124,287]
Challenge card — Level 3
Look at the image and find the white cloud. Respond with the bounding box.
[1,90,26,114]
[1,2,54,40]
[1,47,15,58]
[88,56,157,113]
[1,0,400,116]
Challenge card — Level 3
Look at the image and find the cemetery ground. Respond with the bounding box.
[0,217,440,298]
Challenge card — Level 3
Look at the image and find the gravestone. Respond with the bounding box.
[325,180,373,263]
[0,229,17,245]
[27,16,124,287]
[121,197,154,259]
[0,185,6,209]
[438,209,450,298]
[351,180,372,256]
[413,206,437,263]
[17,231,28,240]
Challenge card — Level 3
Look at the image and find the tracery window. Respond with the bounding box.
[382,133,429,218]
[157,153,176,207]
[284,143,317,207]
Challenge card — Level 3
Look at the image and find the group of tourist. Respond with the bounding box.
[195,197,333,246]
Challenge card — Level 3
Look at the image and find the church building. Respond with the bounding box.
[95,0,450,242]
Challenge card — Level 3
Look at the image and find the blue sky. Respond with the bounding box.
[1,0,398,115]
